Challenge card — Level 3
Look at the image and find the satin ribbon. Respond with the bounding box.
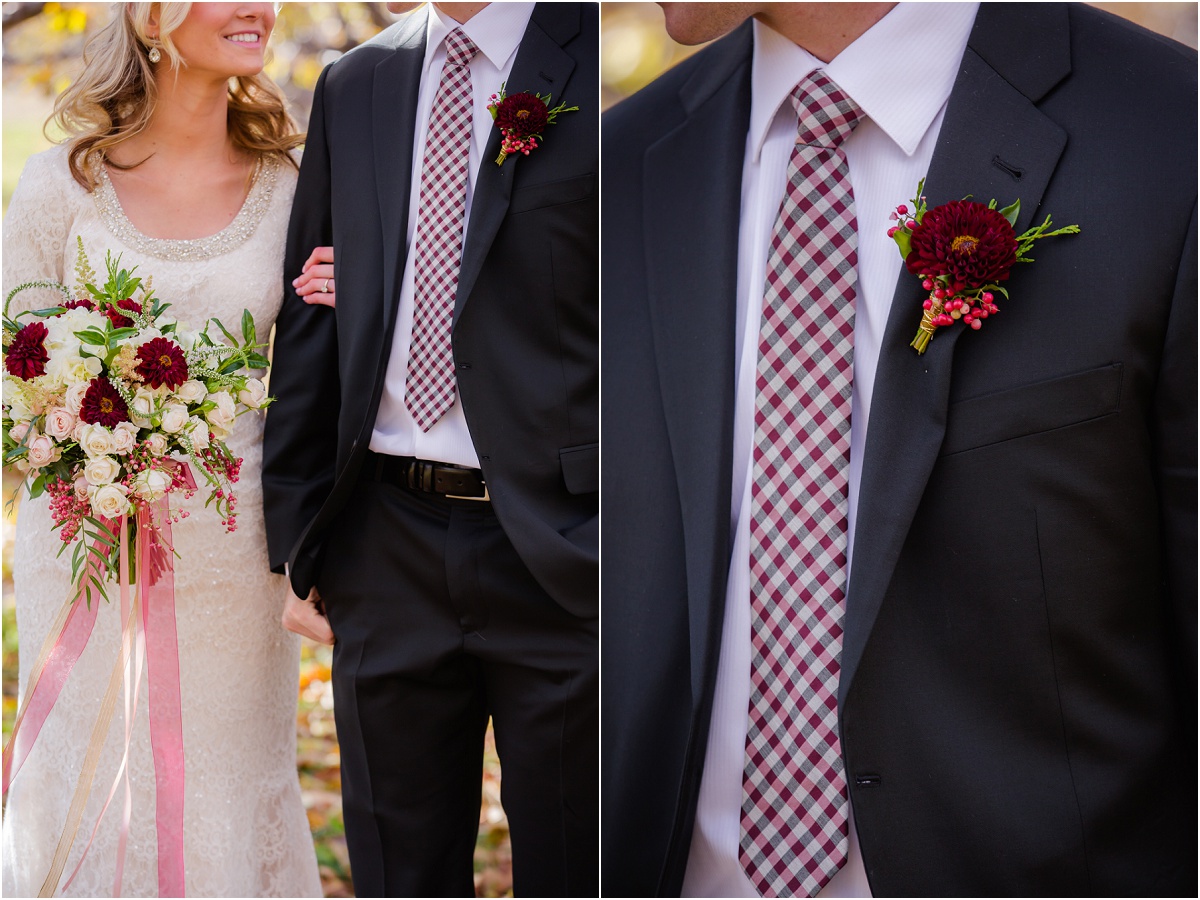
[3,474,191,898]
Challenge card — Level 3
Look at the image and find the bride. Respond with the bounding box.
[3,3,323,896]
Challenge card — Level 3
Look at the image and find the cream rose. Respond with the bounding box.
[64,382,89,416]
[112,422,139,455]
[144,433,169,457]
[176,380,207,404]
[79,424,116,458]
[27,434,60,469]
[132,467,172,502]
[186,416,211,451]
[130,388,157,419]
[84,455,121,486]
[90,483,130,519]
[44,407,77,441]
[205,391,237,439]
[160,403,189,434]
[237,378,268,409]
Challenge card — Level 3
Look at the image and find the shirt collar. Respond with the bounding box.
[749,2,979,161]
[423,2,535,74]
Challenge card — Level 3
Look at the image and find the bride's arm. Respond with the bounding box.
[2,150,76,317]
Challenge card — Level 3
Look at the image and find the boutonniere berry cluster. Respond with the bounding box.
[888,178,1080,354]
[487,82,578,166]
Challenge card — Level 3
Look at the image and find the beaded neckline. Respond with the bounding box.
[93,156,279,261]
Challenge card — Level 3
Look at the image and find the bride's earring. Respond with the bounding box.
[148,42,162,63]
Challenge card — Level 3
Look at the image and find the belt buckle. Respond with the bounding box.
[445,486,490,502]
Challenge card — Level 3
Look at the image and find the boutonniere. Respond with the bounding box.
[888,178,1080,354]
[486,82,579,166]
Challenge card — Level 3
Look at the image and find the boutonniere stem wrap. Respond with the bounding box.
[889,178,1080,354]
[487,82,578,166]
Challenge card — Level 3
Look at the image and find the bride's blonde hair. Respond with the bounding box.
[51,2,302,190]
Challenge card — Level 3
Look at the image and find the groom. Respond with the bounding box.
[263,2,597,895]
[603,2,1195,896]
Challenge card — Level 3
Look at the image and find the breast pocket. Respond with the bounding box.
[560,442,598,495]
[941,363,1124,456]
[508,174,595,216]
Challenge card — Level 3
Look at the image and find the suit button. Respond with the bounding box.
[459,362,471,370]
[481,455,490,461]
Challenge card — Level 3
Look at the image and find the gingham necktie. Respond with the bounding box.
[405,28,478,431]
[741,71,865,898]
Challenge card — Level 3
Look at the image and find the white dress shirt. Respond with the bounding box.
[369,1,536,466]
[682,4,980,897]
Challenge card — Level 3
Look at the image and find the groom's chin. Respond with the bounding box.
[658,2,757,46]
[387,2,424,14]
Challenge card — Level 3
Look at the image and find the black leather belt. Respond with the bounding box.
[367,451,489,501]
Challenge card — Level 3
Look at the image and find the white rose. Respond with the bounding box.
[132,467,171,502]
[144,433,168,457]
[112,422,138,455]
[64,382,89,416]
[44,407,77,441]
[237,378,268,409]
[176,380,207,404]
[186,416,210,451]
[89,483,130,519]
[79,424,115,458]
[160,403,188,433]
[205,391,237,438]
[84,455,121,486]
[26,434,60,468]
[130,388,157,419]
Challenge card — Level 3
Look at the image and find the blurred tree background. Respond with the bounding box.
[1,4,511,897]
[601,2,1198,110]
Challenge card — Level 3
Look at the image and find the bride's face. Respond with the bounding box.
[166,3,276,80]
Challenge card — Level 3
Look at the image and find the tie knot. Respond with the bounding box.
[443,28,478,68]
[790,71,864,150]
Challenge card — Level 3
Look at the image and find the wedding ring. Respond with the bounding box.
[321,278,331,293]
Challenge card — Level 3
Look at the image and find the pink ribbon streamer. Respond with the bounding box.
[139,498,186,897]
[1,523,114,795]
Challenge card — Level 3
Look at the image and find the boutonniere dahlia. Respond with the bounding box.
[487,82,579,166]
[889,178,1080,354]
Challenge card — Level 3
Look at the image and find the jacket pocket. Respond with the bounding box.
[508,174,595,215]
[559,442,598,495]
[941,363,1124,456]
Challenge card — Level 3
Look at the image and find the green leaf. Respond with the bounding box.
[242,309,255,345]
[30,306,68,317]
[892,229,912,260]
[28,474,47,499]
[211,317,239,346]
[998,198,1020,228]
[75,328,108,346]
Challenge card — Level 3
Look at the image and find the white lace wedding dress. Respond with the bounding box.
[2,145,322,898]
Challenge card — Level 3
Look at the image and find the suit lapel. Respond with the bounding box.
[645,26,753,706]
[453,3,579,328]
[840,5,1071,704]
[373,14,426,337]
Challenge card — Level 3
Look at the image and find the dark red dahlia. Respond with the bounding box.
[135,337,189,389]
[60,297,96,312]
[5,321,50,379]
[104,298,142,328]
[495,93,549,138]
[79,377,130,427]
[905,200,1018,290]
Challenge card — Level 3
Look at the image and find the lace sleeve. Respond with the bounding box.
[2,148,81,317]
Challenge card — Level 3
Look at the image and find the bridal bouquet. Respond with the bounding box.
[2,240,273,896]
[2,240,271,601]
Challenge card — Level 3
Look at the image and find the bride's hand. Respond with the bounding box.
[293,246,336,308]
[281,584,334,645]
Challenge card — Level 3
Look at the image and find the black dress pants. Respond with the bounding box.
[316,476,598,897]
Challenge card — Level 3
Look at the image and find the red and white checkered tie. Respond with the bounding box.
[405,28,478,431]
[741,71,864,898]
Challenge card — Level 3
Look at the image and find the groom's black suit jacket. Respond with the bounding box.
[263,3,598,618]
[602,4,1196,895]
